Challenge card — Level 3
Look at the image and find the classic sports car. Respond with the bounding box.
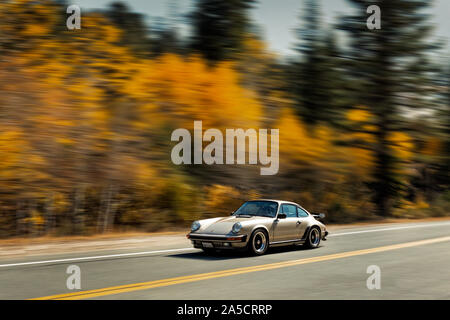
[187,199,328,255]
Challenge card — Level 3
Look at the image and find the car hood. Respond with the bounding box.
[199,216,271,234]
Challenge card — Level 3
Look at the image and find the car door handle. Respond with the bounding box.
[296,221,301,225]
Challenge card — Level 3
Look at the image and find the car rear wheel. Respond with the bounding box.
[248,229,269,256]
[304,227,321,249]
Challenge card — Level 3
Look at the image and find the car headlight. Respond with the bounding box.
[191,221,201,232]
[232,222,242,233]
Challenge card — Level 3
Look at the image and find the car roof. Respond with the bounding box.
[245,199,310,214]
[251,199,300,206]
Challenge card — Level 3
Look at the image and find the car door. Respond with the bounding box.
[295,206,310,239]
[272,204,301,242]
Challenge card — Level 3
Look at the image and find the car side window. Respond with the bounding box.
[297,206,309,217]
[281,204,297,218]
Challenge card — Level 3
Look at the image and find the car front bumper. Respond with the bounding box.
[187,233,248,250]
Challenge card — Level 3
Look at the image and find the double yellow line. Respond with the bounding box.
[31,235,450,300]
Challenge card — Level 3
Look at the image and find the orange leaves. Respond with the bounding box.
[421,137,442,157]
[388,131,414,161]
[78,15,122,45]
[0,128,49,184]
[346,108,372,123]
[128,54,262,130]
[275,107,333,165]
[273,107,378,178]
[0,130,23,172]
[202,184,242,217]
[344,107,416,176]
[0,0,58,40]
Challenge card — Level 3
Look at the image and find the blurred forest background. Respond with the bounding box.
[0,0,449,238]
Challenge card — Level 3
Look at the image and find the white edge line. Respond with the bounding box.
[0,248,195,268]
[328,221,450,237]
[1,221,450,268]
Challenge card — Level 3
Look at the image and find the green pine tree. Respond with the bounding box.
[339,0,439,216]
[190,0,256,62]
[106,2,152,57]
[291,0,345,125]
[437,61,450,187]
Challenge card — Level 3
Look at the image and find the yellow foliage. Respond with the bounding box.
[346,108,371,122]
[388,131,414,160]
[0,0,58,40]
[422,137,441,156]
[53,193,69,215]
[135,162,159,187]
[275,107,332,164]
[0,130,23,171]
[127,54,262,130]
[203,184,242,216]
[26,210,45,226]
[56,138,74,146]
[0,1,444,235]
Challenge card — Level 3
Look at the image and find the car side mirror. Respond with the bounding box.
[230,211,235,216]
[277,213,287,219]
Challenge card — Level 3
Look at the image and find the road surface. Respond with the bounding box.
[0,220,449,299]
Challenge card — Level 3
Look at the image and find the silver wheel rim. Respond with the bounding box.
[310,229,320,246]
[253,232,267,253]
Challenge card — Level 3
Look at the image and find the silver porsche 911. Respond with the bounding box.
[187,199,328,255]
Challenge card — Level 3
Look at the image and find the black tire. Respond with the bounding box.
[248,229,269,256]
[304,227,321,249]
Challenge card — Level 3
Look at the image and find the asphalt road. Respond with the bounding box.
[0,221,449,300]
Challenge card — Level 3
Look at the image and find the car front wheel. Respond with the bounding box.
[248,229,269,256]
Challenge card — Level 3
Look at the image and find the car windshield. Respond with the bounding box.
[233,201,278,218]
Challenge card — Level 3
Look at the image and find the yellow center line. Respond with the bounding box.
[30,235,450,300]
